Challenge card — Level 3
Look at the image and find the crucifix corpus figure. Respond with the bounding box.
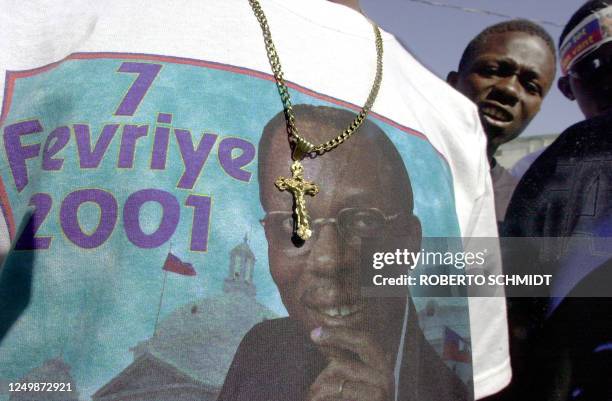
[275,160,320,240]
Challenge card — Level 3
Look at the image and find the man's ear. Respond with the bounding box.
[558,76,575,100]
[447,71,459,87]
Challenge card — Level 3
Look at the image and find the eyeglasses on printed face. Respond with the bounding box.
[260,207,407,257]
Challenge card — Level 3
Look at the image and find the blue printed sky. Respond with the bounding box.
[362,0,585,137]
[0,54,466,398]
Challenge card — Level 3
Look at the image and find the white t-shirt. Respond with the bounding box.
[0,0,509,399]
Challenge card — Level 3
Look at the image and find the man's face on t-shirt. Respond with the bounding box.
[258,107,421,353]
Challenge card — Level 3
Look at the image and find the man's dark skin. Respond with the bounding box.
[218,106,470,401]
[447,31,556,162]
[258,107,422,401]
[558,41,612,119]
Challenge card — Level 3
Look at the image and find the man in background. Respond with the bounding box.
[504,1,612,399]
[447,20,556,223]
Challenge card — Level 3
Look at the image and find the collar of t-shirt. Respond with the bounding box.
[266,0,390,39]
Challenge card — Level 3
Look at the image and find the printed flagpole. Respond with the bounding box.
[154,243,198,335]
[154,269,168,336]
[154,242,173,336]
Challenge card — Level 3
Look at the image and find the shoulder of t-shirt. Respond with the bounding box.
[380,37,489,207]
[384,37,483,140]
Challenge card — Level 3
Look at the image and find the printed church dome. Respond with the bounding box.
[93,235,277,401]
[134,291,277,388]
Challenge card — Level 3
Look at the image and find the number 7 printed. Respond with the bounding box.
[114,62,162,116]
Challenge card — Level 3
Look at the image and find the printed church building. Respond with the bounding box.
[92,237,276,401]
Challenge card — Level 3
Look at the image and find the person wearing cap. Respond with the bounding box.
[503,1,612,400]
[557,1,612,119]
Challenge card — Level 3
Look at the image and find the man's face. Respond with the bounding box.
[560,42,612,119]
[260,119,421,351]
[453,32,555,153]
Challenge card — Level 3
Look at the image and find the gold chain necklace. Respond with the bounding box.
[249,0,384,241]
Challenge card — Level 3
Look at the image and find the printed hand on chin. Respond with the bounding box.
[307,327,394,401]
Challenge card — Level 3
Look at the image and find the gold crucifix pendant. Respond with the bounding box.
[275,160,319,240]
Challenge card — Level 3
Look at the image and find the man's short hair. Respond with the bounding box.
[458,19,557,73]
[559,0,612,48]
[257,104,415,210]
